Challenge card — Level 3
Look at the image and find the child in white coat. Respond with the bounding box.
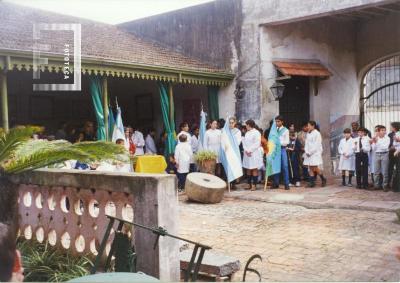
[174,134,193,191]
[338,128,355,186]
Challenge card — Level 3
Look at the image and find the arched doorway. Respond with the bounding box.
[361,55,400,131]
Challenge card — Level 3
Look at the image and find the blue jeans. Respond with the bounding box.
[273,148,290,186]
[177,172,188,190]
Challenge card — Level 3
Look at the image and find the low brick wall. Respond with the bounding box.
[11,169,179,281]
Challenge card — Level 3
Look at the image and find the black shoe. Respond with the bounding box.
[285,185,290,190]
[306,181,315,188]
[356,185,362,189]
[341,182,346,186]
[272,184,279,189]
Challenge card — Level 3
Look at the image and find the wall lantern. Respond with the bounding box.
[269,81,285,101]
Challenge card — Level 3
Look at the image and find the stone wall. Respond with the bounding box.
[118,0,242,71]
[11,169,179,281]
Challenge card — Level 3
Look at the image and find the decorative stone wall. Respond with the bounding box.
[18,184,134,257]
[12,169,179,281]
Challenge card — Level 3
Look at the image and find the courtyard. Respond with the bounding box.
[180,186,400,282]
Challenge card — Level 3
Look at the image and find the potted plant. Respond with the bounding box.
[194,150,217,174]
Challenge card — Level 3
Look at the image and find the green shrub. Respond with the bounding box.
[194,150,217,163]
[17,238,93,282]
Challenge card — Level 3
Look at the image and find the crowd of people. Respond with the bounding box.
[338,122,400,191]
[159,116,327,191]
[47,117,400,192]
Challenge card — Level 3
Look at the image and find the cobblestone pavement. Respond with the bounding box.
[179,197,400,281]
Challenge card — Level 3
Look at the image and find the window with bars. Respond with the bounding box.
[361,55,400,132]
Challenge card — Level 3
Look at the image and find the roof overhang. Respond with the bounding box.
[273,60,332,79]
[0,50,234,87]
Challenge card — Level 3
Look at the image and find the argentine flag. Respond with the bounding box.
[219,117,243,183]
[198,110,207,150]
[111,106,125,142]
[266,118,281,178]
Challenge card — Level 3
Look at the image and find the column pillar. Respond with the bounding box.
[0,70,9,132]
[168,83,174,130]
[103,76,109,140]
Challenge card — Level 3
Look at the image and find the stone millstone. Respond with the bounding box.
[185,173,226,204]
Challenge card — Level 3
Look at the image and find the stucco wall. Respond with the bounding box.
[258,18,360,172]
[356,12,400,76]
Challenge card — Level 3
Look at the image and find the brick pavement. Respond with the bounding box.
[179,197,400,281]
[227,183,400,212]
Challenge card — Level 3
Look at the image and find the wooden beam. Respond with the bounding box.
[0,71,8,132]
[103,76,109,140]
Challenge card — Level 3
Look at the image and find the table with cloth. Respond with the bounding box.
[134,155,167,173]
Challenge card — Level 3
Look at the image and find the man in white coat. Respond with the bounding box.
[338,128,355,186]
[304,121,327,188]
[132,127,145,156]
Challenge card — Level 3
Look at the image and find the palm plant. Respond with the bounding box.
[17,238,93,282]
[0,125,128,224]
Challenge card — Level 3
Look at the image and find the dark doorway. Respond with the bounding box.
[279,76,310,130]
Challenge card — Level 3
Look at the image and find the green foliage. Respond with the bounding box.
[0,126,43,167]
[194,150,217,163]
[0,126,128,175]
[17,238,92,282]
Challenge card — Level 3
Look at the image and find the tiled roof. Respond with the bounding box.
[273,61,332,78]
[0,2,229,74]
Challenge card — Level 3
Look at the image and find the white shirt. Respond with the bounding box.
[145,134,157,154]
[243,129,261,154]
[393,132,400,151]
[354,136,371,153]
[204,129,222,163]
[132,130,145,155]
[338,137,355,157]
[277,126,289,147]
[304,129,323,166]
[231,128,242,147]
[174,142,193,173]
[242,128,262,169]
[191,135,199,153]
[177,131,191,144]
[372,136,390,153]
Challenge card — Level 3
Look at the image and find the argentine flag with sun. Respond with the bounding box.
[266,118,281,179]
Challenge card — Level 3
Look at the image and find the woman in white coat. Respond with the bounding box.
[242,119,262,191]
[304,121,327,187]
[338,128,355,186]
[204,120,222,176]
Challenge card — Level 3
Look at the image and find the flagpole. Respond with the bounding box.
[264,168,269,191]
